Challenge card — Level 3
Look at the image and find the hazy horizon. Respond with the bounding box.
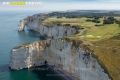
[0,0,120,11]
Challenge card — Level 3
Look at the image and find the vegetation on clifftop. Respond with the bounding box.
[16,10,120,80]
[43,15,120,80]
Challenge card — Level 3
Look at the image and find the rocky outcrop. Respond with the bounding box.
[18,16,42,31]
[9,39,111,80]
[18,17,77,39]
[18,19,26,31]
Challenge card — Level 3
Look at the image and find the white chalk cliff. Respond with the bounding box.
[18,19,26,31]
[18,17,77,39]
[9,39,111,80]
[10,16,111,80]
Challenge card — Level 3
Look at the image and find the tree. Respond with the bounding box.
[86,19,92,22]
[92,19,100,23]
[118,22,120,27]
[115,20,120,27]
[103,17,115,24]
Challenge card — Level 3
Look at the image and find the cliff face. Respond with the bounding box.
[18,19,26,31]
[18,17,76,39]
[15,16,112,80]
[9,39,110,80]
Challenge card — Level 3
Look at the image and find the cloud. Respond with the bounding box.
[108,0,120,2]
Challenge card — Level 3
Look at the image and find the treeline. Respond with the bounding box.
[45,10,120,18]
[86,16,120,26]
[86,16,101,23]
[39,10,120,26]
[103,17,120,26]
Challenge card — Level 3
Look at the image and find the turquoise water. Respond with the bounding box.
[0,11,62,80]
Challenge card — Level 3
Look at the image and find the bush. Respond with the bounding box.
[92,19,100,23]
[95,24,103,26]
[103,19,114,24]
[115,20,120,27]
[103,17,115,24]
[86,19,92,22]
[86,18,100,23]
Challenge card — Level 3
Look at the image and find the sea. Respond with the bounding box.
[0,10,63,80]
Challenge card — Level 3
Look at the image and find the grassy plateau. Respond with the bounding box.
[42,17,120,80]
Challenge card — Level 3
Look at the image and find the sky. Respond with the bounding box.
[0,0,120,11]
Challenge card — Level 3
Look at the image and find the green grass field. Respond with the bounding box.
[43,17,120,80]
[43,17,120,39]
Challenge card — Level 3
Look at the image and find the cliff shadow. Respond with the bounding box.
[18,30,45,40]
[31,65,64,80]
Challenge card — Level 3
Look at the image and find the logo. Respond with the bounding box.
[2,2,43,8]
